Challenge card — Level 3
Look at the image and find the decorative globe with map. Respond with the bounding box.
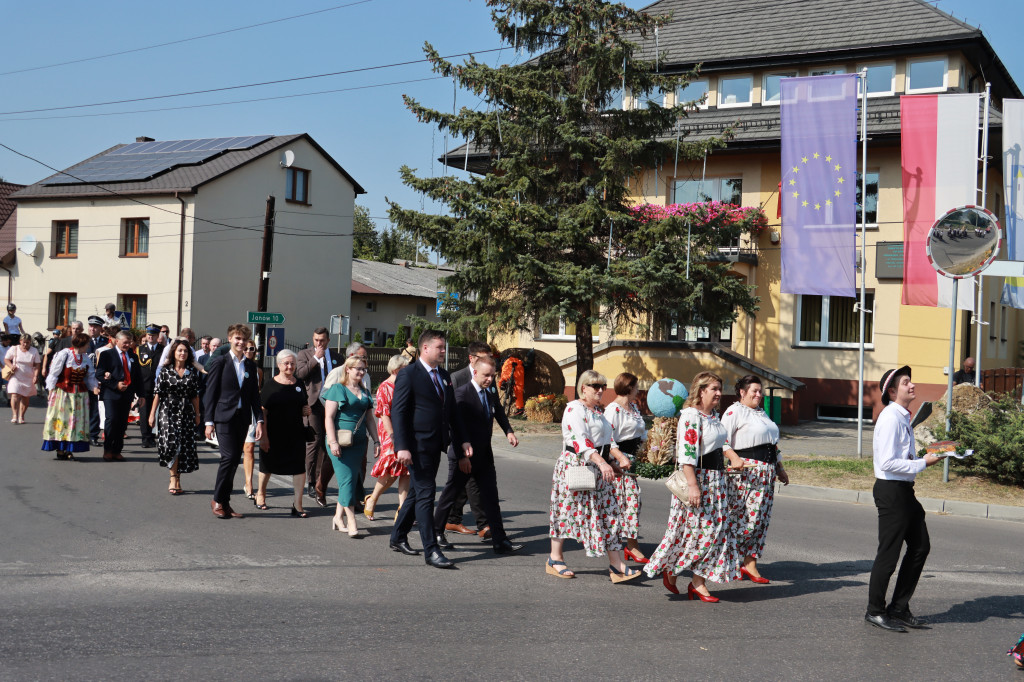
[646,378,688,418]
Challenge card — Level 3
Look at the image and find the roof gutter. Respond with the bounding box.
[175,193,186,332]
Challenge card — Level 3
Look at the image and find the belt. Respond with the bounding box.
[696,448,724,471]
[734,443,778,465]
[566,443,611,462]
[616,438,642,457]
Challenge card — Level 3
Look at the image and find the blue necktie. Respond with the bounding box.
[430,368,443,399]
[479,388,488,412]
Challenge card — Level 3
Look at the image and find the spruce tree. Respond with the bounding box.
[389,0,761,378]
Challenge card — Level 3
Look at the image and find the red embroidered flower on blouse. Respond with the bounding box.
[684,428,698,445]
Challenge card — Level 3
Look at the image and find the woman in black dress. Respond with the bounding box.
[257,349,312,516]
[148,339,201,495]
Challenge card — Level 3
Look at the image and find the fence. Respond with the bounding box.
[365,347,468,386]
[980,367,1024,401]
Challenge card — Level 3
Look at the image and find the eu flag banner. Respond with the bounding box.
[780,74,858,297]
[1001,99,1024,309]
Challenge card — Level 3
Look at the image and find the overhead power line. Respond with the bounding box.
[0,0,379,77]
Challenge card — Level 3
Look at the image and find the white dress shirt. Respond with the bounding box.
[872,402,926,480]
[721,403,782,462]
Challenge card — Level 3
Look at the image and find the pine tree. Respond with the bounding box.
[352,205,381,260]
[388,0,760,378]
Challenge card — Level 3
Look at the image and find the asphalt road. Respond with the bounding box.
[2,406,1022,681]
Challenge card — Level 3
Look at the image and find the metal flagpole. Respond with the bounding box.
[944,279,958,483]
[857,69,868,459]
[975,83,992,386]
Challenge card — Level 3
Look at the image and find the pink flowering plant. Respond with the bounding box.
[631,202,768,233]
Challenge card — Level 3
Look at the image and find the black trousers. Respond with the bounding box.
[136,394,154,441]
[102,395,132,454]
[88,392,100,439]
[446,478,488,529]
[213,411,252,504]
[434,455,507,546]
[391,450,442,554]
[867,479,931,616]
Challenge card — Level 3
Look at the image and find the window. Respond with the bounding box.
[117,294,147,328]
[906,57,947,93]
[538,312,600,340]
[796,293,874,348]
[857,63,895,96]
[122,218,149,257]
[364,328,377,345]
[762,72,795,105]
[286,167,310,204]
[415,303,427,317]
[52,220,78,258]
[672,177,742,205]
[990,301,997,340]
[607,89,623,111]
[718,76,752,107]
[631,89,662,109]
[854,171,879,225]
[811,67,846,76]
[52,292,76,327]
[1001,305,1008,342]
[675,79,709,109]
[365,301,377,312]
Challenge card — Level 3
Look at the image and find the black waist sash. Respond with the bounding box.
[734,443,778,465]
[696,447,724,471]
[616,437,642,457]
[566,443,612,462]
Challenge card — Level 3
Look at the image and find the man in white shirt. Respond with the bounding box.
[865,365,941,633]
[195,335,212,362]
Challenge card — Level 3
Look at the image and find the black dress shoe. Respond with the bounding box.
[425,550,455,569]
[307,485,317,500]
[389,540,420,556]
[493,540,524,554]
[435,533,455,551]
[864,612,907,632]
[90,438,102,447]
[888,608,928,629]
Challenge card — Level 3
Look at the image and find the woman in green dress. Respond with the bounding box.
[323,356,380,537]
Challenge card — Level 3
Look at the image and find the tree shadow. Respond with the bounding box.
[926,593,1024,625]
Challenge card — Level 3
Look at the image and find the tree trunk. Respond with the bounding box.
[574,306,595,392]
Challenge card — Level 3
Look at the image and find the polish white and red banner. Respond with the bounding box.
[901,93,980,310]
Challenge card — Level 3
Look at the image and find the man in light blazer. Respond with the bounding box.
[389,330,471,569]
[295,327,344,507]
[433,355,523,554]
[203,324,263,520]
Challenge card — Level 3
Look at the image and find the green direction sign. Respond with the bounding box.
[247,311,285,325]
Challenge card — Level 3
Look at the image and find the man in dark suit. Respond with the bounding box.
[203,324,264,520]
[96,330,142,462]
[135,324,165,448]
[445,341,495,538]
[389,330,471,569]
[296,327,344,506]
[85,316,106,446]
[434,355,523,555]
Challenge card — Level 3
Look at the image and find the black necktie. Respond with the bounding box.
[430,369,443,399]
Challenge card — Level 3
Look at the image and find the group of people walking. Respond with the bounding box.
[546,369,787,600]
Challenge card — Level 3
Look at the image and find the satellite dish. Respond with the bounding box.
[18,234,38,256]
[926,205,1001,278]
[280,150,295,168]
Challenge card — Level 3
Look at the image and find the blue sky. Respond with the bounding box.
[1,0,1021,230]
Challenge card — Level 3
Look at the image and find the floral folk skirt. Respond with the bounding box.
[370,449,408,478]
[643,469,742,583]
[41,388,90,453]
[729,459,777,559]
[614,474,641,540]
[549,450,623,557]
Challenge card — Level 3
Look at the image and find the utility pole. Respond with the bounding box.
[255,195,275,384]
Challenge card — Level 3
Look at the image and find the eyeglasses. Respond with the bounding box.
[588,383,607,390]
[245,348,256,353]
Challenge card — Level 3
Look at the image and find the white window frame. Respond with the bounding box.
[794,293,875,349]
[762,72,796,106]
[629,88,662,110]
[810,67,846,77]
[906,56,948,94]
[718,75,753,108]
[536,316,600,341]
[674,79,709,110]
[856,62,896,97]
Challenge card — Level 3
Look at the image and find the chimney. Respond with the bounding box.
[136,136,155,143]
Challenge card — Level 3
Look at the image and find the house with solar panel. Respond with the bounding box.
[10,134,365,342]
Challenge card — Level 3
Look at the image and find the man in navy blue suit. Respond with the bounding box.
[95,331,142,462]
[203,324,263,520]
[433,355,523,555]
[389,330,471,569]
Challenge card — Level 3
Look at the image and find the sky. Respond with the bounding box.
[1,0,1022,232]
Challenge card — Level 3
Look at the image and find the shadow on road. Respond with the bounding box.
[926,594,1024,624]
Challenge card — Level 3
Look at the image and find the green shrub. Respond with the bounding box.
[632,462,674,480]
[943,394,1024,486]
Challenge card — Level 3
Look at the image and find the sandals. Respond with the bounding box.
[168,475,182,495]
[545,557,575,579]
[254,494,269,510]
[363,495,376,521]
[290,505,309,518]
[623,547,649,564]
[609,565,642,584]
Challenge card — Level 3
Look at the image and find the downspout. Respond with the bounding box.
[0,262,12,303]
[175,193,186,332]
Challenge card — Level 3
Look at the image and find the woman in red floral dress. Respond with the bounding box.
[363,353,411,520]
[547,370,640,583]
[643,371,745,602]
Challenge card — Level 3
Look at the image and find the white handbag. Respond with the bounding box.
[566,464,599,491]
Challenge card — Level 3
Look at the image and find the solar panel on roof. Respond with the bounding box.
[42,134,274,185]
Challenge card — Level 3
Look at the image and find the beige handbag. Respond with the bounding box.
[336,411,367,448]
[2,348,15,381]
[566,464,599,491]
[665,409,702,505]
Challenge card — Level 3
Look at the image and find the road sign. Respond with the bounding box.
[329,315,349,336]
[247,311,285,325]
[266,327,284,356]
[114,311,132,328]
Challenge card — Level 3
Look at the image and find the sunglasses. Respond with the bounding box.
[588,383,607,390]
[245,348,257,353]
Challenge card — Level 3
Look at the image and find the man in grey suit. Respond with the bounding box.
[295,327,344,507]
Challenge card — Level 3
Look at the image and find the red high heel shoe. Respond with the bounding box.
[624,547,649,564]
[687,582,719,603]
[740,567,770,584]
[662,570,679,595]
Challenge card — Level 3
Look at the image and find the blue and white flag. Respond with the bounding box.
[1001,99,1024,308]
